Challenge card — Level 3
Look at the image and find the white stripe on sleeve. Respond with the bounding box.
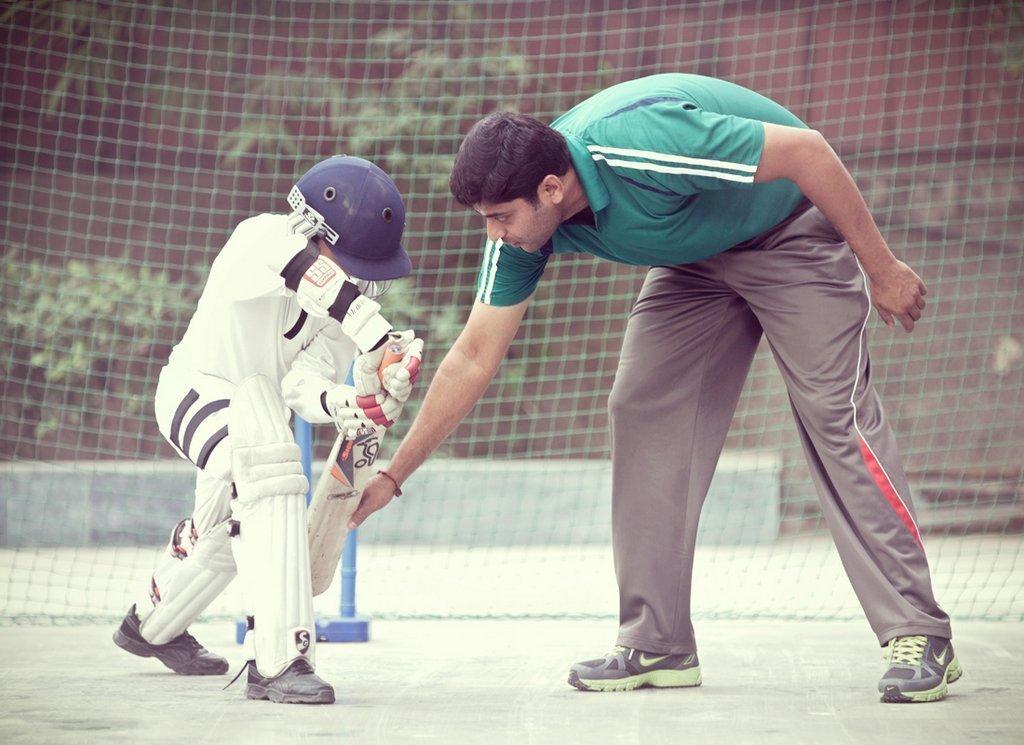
[587,144,757,173]
[591,154,755,184]
[476,240,494,302]
[478,239,503,304]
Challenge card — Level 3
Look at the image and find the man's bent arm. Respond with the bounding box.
[384,298,531,483]
[756,122,927,332]
[756,122,898,274]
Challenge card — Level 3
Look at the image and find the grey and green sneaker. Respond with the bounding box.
[879,635,962,703]
[568,645,701,692]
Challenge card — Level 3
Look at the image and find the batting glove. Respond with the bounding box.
[324,383,403,436]
[353,329,424,403]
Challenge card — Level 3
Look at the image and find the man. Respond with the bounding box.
[349,74,958,703]
[112,155,424,704]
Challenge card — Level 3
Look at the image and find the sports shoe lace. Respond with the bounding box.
[177,630,202,651]
[888,635,927,665]
[223,659,255,690]
[289,657,315,674]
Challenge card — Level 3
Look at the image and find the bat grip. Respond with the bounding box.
[377,341,406,384]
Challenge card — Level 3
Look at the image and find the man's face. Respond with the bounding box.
[475,179,565,253]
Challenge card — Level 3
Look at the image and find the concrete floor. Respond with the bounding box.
[0,619,1021,744]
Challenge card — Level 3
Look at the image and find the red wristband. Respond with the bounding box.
[377,469,402,497]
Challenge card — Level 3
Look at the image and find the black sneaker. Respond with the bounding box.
[112,604,229,675]
[245,657,335,704]
[568,645,702,692]
[879,635,962,703]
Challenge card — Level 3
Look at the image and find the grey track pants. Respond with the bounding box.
[610,206,952,654]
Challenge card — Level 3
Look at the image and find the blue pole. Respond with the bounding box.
[295,416,313,504]
[341,527,358,617]
[341,361,359,619]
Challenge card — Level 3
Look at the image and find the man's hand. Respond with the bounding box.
[347,473,399,530]
[868,260,927,332]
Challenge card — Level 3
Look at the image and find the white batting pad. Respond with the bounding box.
[139,519,236,645]
[228,375,316,677]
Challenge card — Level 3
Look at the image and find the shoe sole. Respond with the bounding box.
[112,628,229,676]
[246,683,335,705]
[880,657,963,703]
[568,667,702,692]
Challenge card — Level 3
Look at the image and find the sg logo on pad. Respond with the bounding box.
[294,629,311,654]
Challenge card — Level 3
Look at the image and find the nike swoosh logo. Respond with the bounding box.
[933,647,949,666]
[639,653,670,666]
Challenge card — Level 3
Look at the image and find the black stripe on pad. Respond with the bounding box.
[280,243,319,291]
[196,426,229,470]
[169,389,200,451]
[283,309,308,340]
[180,399,230,457]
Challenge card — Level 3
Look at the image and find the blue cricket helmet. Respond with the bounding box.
[286,155,412,281]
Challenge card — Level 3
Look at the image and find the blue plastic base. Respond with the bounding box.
[234,616,372,644]
[316,615,371,643]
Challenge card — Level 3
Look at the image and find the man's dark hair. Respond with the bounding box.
[449,112,571,207]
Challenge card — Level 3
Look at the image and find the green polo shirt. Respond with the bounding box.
[475,73,809,306]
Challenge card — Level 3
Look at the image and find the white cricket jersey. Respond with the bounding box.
[164,213,355,423]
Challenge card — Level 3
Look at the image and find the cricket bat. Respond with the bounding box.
[307,342,405,597]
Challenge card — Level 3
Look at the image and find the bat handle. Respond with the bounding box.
[377,340,406,384]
